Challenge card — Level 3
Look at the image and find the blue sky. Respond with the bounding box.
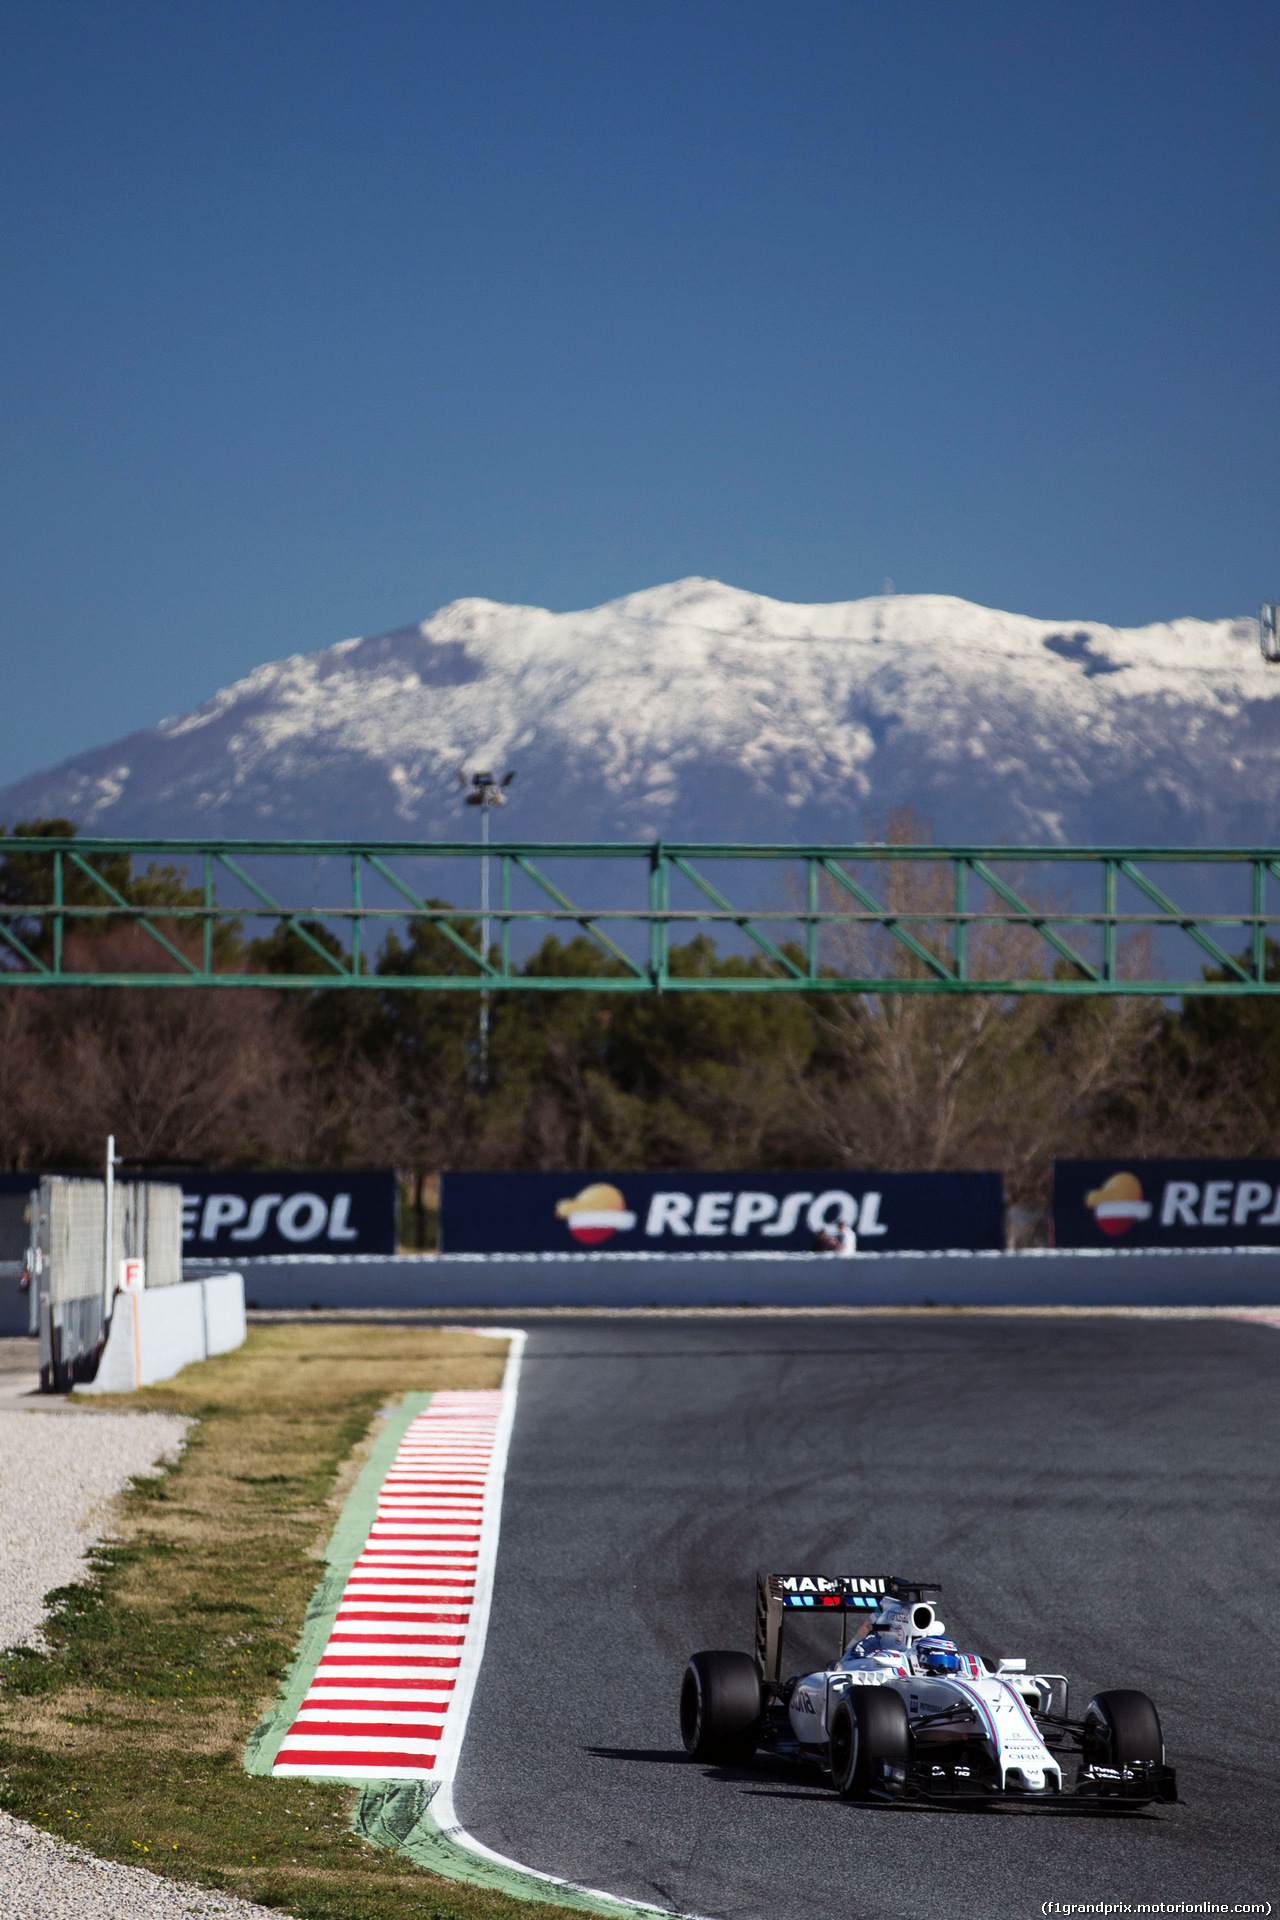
[2,0,1278,785]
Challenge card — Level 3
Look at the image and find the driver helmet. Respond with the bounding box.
[916,1635,961,1674]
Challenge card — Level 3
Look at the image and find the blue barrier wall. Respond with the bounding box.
[0,1264,25,1336]
[185,1249,1280,1311]
[10,1250,1276,1341]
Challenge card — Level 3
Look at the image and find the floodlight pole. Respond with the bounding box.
[461,768,516,1088]
[103,1134,120,1313]
[479,799,492,1087]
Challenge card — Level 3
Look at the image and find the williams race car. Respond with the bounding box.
[679,1573,1177,1807]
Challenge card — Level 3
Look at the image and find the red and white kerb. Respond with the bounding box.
[272,1389,503,1780]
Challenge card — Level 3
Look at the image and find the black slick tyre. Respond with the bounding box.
[1084,1690,1164,1768]
[1084,1689,1165,1807]
[829,1688,910,1800]
[680,1652,762,1762]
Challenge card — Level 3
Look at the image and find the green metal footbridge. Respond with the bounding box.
[1,834,1278,995]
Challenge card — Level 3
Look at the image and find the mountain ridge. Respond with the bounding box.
[0,577,1271,847]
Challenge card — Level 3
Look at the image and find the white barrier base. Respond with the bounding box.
[80,1273,246,1393]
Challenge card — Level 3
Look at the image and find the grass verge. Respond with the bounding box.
[0,1322,568,1920]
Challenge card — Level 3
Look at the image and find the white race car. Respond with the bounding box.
[679,1573,1177,1807]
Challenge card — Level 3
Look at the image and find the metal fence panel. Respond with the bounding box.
[32,1175,180,1385]
[44,1178,104,1305]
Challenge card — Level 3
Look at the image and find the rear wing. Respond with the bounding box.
[755,1572,942,1682]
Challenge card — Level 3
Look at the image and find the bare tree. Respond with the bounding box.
[0,992,55,1169]
[787,812,1159,1237]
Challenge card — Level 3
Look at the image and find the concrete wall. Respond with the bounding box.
[185,1248,1280,1311]
[200,1270,247,1357]
[80,1273,246,1392]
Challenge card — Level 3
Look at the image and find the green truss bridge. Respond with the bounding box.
[1,834,1278,996]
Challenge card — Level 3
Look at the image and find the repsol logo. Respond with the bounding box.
[182,1192,359,1245]
[1159,1179,1280,1229]
[643,1190,886,1238]
[1058,1160,1280,1249]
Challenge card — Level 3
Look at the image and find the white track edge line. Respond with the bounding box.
[431,1326,711,1920]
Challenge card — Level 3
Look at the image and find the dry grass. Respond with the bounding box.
[0,1324,569,1920]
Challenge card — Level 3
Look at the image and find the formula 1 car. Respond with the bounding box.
[679,1573,1177,1807]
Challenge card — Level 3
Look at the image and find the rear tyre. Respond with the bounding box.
[1084,1690,1164,1769]
[679,1652,762,1762]
[829,1688,910,1800]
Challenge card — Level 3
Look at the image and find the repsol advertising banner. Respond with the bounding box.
[178,1171,397,1256]
[1053,1158,1280,1248]
[439,1170,1004,1254]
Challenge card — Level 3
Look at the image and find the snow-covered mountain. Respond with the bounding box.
[1,579,1274,846]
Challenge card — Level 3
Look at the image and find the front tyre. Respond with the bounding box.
[1084,1690,1164,1768]
[1082,1689,1171,1806]
[679,1651,762,1762]
[829,1688,910,1800]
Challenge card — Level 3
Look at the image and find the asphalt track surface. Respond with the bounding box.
[456,1316,1280,1920]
